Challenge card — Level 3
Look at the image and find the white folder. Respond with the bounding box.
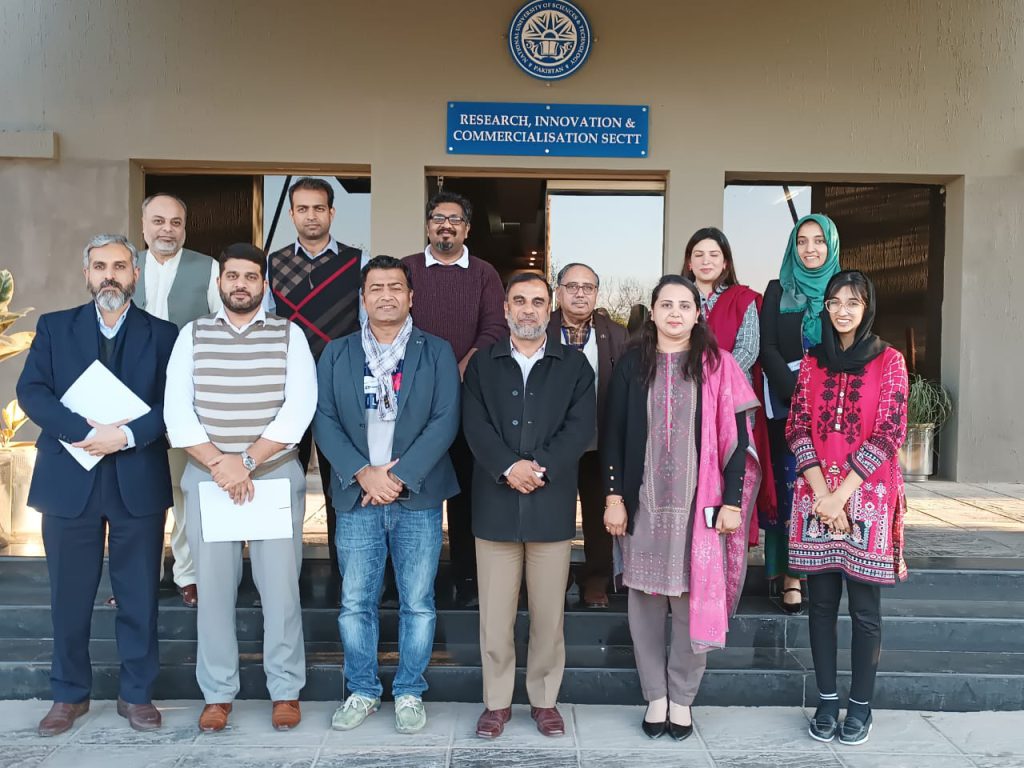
[59,360,151,470]
[199,478,293,543]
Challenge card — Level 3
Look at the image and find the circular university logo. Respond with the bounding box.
[508,0,592,81]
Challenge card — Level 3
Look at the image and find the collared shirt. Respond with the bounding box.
[560,315,593,348]
[93,303,135,449]
[423,244,470,269]
[142,249,221,321]
[163,306,317,449]
[294,237,338,260]
[509,337,546,386]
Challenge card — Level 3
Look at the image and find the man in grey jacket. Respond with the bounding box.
[135,193,221,607]
[314,255,461,735]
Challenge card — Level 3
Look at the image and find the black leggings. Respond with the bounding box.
[807,572,882,703]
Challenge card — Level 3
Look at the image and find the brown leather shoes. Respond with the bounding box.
[271,700,301,730]
[178,584,198,608]
[531,706,566,737]
[116,698,162,731]
[199,702,232,732]
[37,701,89,737]
[475,707,512,738]
[581,575,609,608]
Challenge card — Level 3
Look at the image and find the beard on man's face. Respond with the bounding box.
[89,277,135,312]
[220,287,264,313]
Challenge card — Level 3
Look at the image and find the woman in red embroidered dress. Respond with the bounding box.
[786,270,908,747]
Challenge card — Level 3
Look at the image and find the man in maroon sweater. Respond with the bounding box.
[404,192,506,606]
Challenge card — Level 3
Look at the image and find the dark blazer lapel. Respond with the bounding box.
[346,336,368,412]
[120,305,152,393]
[71,302,101,366]
[396,329,423,421]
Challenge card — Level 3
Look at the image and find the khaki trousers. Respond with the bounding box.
[162,448,195,588]
[476,538,571,710]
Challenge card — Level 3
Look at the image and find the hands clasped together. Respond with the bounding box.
[356,459,406,507]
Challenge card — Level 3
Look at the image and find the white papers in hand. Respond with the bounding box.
[199,478,293,542]
[59,360,151,470]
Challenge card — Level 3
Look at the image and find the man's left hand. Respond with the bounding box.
[72,419,129,456]
[209,453,251,490]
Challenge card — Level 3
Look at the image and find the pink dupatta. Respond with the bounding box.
[689,351,762,652]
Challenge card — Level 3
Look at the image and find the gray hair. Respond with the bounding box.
[555,262,600,288]
[141,193,188,217]
[82,234,138,268]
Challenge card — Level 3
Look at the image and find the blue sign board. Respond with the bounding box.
[447,101,649,158]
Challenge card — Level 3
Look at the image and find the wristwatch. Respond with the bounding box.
[241,451,256,472]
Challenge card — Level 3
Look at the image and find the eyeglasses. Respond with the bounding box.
[559,282,597,296]
[825,298,865,313]
[428,214,467,226]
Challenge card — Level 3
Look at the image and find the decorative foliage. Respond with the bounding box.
[0,399,28,447]
[906,373,953,429]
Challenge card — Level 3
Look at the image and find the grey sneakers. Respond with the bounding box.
[331,694,380,731]
[394,695,427,734]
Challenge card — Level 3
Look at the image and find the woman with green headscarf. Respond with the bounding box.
[758,213,841,614]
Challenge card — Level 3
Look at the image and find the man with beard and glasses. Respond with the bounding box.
[18,234,179,736]
[403,192,506,607]
[547,263,629,608]
[266,177,369,584]
[163,243,317,733]
[461,273,595,740]
[133,193,222,608]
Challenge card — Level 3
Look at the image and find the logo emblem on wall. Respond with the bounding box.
[508,0,592,81]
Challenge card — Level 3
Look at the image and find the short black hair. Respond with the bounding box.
[556,262,600,288]
[426,191,473,223]
[218,242,267,279]
[289,177,335,208]
[825,269,871,306]
[361,255,413,292]
[505,272,551,300]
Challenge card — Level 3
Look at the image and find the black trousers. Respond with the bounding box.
[42,460,164,704]
[299,427,338,578]
[578,450,611,584]
[807,572,882,703]
[446,429,476,581]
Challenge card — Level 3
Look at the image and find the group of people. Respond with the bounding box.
[17,178,908,749]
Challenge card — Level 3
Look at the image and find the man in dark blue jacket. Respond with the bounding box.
[17,234,178,736]
[314,255,460,735]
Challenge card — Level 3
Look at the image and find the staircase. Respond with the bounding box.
[1,555,1022,711]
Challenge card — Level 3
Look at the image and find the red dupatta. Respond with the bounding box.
[705,285,778,540]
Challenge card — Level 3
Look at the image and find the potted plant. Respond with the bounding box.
[899,373,953,481]
[0,270,36,546]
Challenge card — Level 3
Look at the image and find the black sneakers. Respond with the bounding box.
[839,711,873,745]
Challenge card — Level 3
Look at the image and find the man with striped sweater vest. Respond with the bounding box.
[267,177,366,580]
[135,192,222,609]
[164,243,317,733]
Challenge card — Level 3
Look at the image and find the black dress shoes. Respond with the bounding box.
[667,718,693,741]
[808,709,840,743]
[641,717,666,739]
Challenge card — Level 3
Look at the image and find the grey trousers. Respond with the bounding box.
[182,459,307,703]
[627,589,708,705]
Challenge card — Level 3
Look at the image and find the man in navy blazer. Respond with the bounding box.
[314,255,460,735]
[17,234,178,736]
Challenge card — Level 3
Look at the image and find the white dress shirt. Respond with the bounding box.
[424,244,470,268]
[142,249,221,321]
[163,307,317,449]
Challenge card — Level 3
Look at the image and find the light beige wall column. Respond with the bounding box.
[663,165,724,273]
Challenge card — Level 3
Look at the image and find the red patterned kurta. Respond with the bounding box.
[786,347,909,585]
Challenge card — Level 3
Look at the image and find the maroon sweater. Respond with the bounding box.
[404,251,508,362]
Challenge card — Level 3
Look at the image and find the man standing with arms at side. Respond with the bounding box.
[314,256,460,734]
[403,192,506,606]
[18,234,178,735]
[462,273,595,739]
[268,177,367,582]
[164,243,316,732]
[547,263,628,608]
[135,192,222,608]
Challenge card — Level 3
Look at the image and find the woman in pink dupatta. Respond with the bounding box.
[603,276,760,742]
[786,271,908,747]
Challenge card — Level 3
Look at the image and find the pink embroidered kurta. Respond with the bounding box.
[785,347,909,585]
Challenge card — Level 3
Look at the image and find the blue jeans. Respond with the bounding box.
[336,503,442,699]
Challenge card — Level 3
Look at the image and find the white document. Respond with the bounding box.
[199,478,293,543]
[59,360,151,470]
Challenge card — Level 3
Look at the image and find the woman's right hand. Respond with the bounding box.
[604,497,627,537]
[813,493,851,534]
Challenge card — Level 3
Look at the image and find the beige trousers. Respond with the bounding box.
[476,538,572,710]
[161,448,195,588]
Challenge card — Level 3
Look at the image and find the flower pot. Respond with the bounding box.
[899,424,935,481]
[0,442,36,544]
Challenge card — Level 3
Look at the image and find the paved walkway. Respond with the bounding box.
[0,700,1021,767]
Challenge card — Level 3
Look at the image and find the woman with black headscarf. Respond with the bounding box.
[785,270,909,746]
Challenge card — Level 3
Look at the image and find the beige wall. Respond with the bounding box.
[1,0,1022,480]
